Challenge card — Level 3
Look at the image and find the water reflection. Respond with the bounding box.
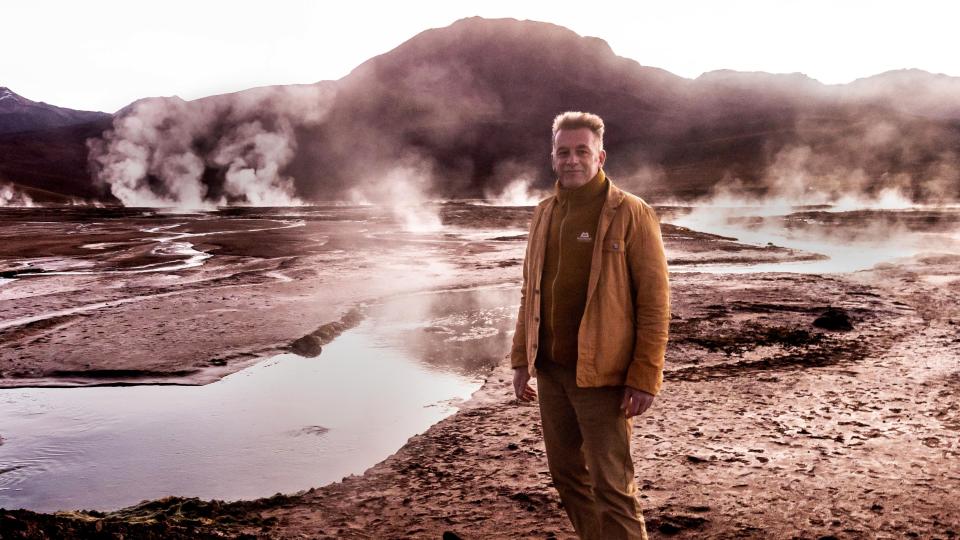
[668,207,960,273]
[373,285,518,377]
[0,286,518,513]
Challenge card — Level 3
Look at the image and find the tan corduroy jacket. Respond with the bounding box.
[510,179,670,395]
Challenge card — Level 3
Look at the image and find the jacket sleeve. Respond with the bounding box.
[510,207,539,369]
[624,202,670,395]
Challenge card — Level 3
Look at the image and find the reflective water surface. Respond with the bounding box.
[0,285,518,512]
[668,206,960,273]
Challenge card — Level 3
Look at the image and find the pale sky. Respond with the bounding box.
[3,0,957,113]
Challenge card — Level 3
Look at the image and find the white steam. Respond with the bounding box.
[669,129,960,273]
[616,165,668,199]
[351,160,443,233]
[702,115,960,212]
[484,178,549,206]
[210,120,300,206]
[88,85,335,208]
[0,183,35,207]
[830,188,916,212]
[482,161,549,206]
[89,97,212,208]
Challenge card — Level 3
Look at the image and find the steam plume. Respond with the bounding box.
[349,159,443,232]
[0,183,35,207]
[484,178,549,206]
[700,113,960,209]
[483,162,549,206]
[87,85,335,208]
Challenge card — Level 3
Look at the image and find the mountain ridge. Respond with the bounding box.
[2,17,959,205]
[0,86,110,136]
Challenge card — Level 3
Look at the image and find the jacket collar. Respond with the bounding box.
[603,176,626,210]
[543,173,626,211]
[556,169,607,206]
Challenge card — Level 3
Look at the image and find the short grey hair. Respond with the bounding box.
[551,111,605,151]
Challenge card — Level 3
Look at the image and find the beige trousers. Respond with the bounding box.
[537,362,648,540]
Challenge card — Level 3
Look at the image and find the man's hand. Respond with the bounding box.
[513,367,537,402]
[621,386,655,418]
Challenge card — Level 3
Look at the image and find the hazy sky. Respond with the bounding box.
[4,0,957,113]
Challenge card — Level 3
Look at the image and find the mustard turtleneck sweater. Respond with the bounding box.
[536,169,609,368]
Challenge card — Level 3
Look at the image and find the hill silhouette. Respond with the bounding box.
[2,17,959,205]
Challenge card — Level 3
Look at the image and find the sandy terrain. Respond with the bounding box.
[0,206,531,387]
[1,206,958,538]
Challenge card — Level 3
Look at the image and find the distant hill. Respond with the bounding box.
[0,87,112,202]
[0,87,109,135]
[3,17,960,205]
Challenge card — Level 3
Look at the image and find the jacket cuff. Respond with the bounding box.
[510,350,528,369]
[625,361,662,396]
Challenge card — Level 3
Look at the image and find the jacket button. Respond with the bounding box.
[534,288,540,294]
[532,343,538,349]
[534,316,540,322]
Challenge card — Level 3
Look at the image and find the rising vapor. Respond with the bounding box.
[351,159,444,232]
[87,85,335,208]
[700,113,960,209]
[73,19,960,212]
[483,178,549,206]
[482,161,550,206]
[0,183,35,207]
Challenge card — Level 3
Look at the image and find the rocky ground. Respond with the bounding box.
[1,206,958,538]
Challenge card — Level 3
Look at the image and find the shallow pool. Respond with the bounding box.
[0,285,518,512]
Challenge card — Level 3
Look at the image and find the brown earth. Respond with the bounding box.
[0,206,812,387]
[1,207,958,539]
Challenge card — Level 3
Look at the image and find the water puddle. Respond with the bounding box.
[0,285,519,512]
[4,218,305,278]
[667,207,960,274]
[922,274,960,286]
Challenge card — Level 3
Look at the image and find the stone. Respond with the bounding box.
[290,335,323,357]
[813,307,853,331]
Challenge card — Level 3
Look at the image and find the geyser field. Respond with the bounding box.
[0,201,958,538]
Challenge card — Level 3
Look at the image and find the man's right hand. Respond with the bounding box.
[513,367,537,402]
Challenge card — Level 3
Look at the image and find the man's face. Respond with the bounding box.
[552,127,606,189]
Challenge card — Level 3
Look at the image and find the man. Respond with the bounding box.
[510,111,670,540]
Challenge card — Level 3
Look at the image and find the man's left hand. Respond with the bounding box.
[620,386,655,418]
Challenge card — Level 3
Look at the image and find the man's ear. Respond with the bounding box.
[598,149,607,168]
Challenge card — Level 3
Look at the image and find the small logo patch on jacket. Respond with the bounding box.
[576,231,592,243]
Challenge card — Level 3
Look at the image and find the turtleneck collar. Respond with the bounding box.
[556,169,607,205]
